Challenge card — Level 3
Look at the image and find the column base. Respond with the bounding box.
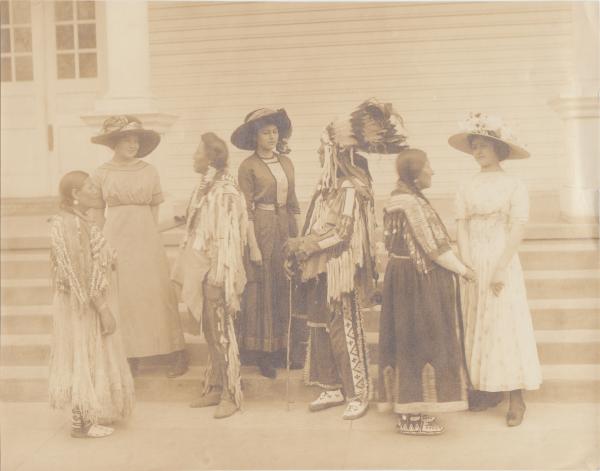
[559,186,599,223]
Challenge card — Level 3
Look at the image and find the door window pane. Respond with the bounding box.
[1,56,11,80]
[78,51,96,77]
[11,0,30,24]
[54,1,72,21]
[76,1,94,20]
[55,24,73,50]
[57,53,74,79]
[1,27,10,52]
[13,26,30,52]
[77,23,94,48]
[14,53,31,80]
[1,1,10,25]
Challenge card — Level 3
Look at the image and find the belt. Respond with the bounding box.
[389,253,410,260]
[256,203,287,211]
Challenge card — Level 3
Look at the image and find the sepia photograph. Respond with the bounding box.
[0,0,598,470]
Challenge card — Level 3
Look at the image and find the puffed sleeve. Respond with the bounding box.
[454,182,467,221]
[237,159,255,221]
[149,165,165,206]
[509,179,529,225]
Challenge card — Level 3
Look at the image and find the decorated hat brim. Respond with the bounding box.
[448,132,530,160]
[231,109,292,151]
[91,129,161,158]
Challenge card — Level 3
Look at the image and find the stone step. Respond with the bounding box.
[4,298,599,336]
[3,329,598,367]
[1,363,598,403]
[3,240,598,279]
[3,268,598,306]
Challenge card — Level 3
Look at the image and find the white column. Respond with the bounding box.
[550,2,600,223]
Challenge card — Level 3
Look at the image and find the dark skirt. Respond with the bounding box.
[237,207,297,354]
[378,256,468,413]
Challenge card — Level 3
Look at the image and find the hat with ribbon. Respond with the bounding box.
[91,115,161,158]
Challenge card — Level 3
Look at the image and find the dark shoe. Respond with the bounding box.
[128,358,140,377]
[506,399,526,427]
[258,354,276,379]
[166,350,188,378]
[214,398,238,419]
[190,388,222,408]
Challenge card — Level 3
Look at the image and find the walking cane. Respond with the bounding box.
[285,277,293,411]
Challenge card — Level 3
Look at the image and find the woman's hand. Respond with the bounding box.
[490,266,507,296]
[462,266,477,283]
[99,308,117,336]
[249,245,263,266]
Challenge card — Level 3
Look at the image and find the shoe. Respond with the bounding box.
[214,398,238,419]
[309,390,345,412]
[190,388,222,408]
[506,403,526,427]
[258,354,277,379]
[342,400,369,420]
[469,390,503,411]
[166,350,189,378]
[396,414,444,436]
[71,424,114,439]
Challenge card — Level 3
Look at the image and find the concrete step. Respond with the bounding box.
[3,329,598,368]
[3,270,598,306]
[4,299,599,337]
[1,363,598,403]
[3,240,598,280]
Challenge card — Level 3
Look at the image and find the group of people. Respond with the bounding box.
[48,100,542,439]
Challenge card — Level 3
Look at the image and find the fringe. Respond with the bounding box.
[224,311,243,409]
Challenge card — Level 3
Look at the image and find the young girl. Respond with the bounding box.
[450,113,542,427]
[49,171,134,438]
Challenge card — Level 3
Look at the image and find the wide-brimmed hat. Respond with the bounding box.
[448,113,529,159]
[91,115,161,158]
[230,108,292,151]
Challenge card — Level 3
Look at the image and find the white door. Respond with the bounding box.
[1,0,104,198]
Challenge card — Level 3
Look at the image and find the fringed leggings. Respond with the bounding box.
[305,292,370,402]
[202,282,243,408]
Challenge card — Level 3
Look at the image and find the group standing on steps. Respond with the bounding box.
[47,101,542,438]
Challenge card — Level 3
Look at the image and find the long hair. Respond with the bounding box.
[58,171,89,211]
[395,149,428,200]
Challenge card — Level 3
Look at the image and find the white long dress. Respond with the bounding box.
[456,171,542,392]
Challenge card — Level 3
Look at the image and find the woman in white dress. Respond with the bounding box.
[449,113,542,427]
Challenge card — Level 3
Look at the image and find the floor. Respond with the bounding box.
[1,400,598,471]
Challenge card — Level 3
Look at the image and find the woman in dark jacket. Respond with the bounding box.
[232,108,302,378]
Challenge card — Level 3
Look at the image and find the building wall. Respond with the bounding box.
[148,1,573,202]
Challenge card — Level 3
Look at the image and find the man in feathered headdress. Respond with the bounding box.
[285,99,409,420]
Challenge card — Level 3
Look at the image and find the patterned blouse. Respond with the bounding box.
[383,185,451,274]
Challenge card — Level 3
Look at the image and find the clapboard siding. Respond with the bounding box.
[148,1,572,201]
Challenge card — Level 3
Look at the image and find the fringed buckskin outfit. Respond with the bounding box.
[49,210,134,425]
[293,172,377,403]
[172,169,248,408]
[378,185,469,413]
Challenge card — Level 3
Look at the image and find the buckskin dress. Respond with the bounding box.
[90,160,185,358]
